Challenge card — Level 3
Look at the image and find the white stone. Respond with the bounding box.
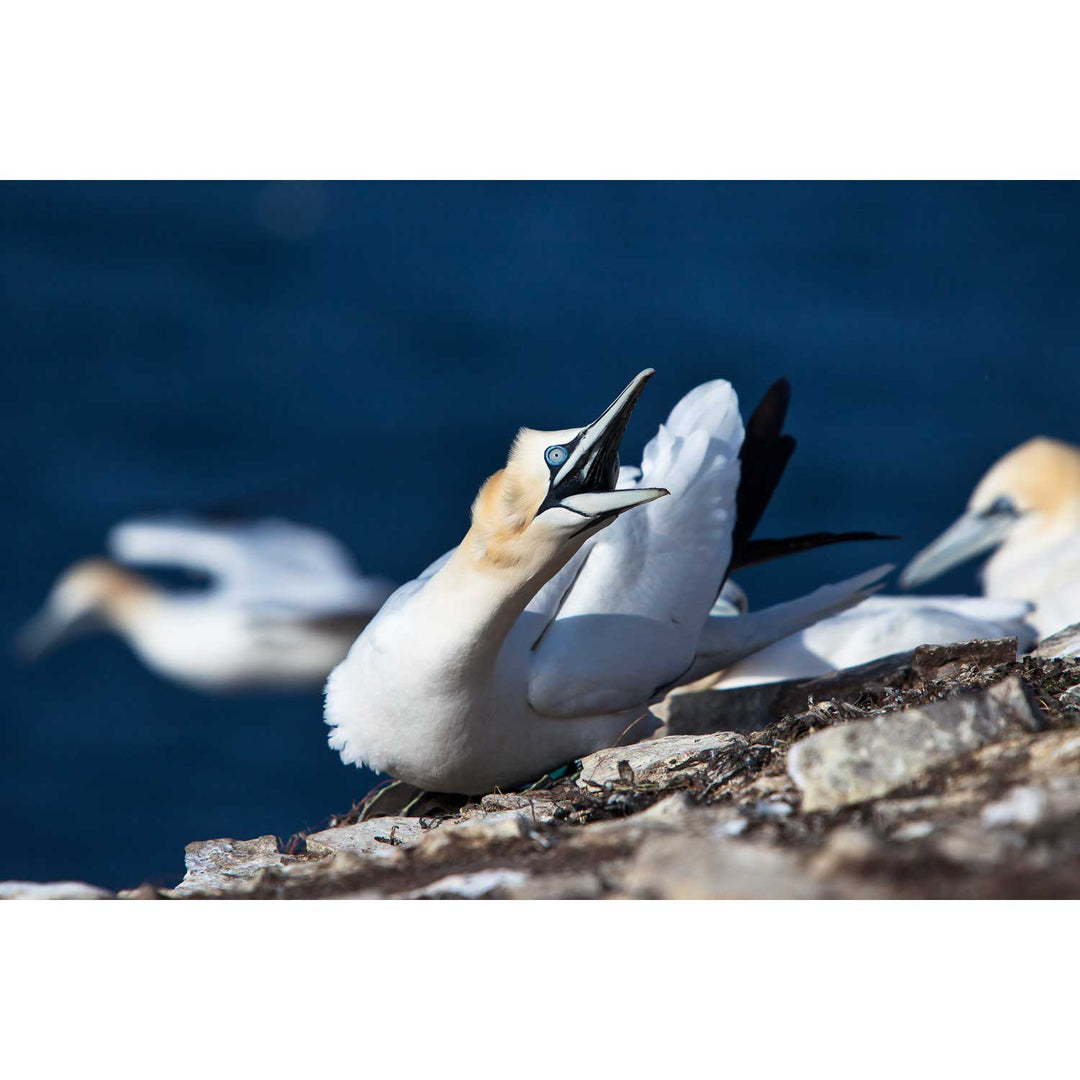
[171,835,296,895]
[892,821,935,841]
[305,818,426,857]
[981,785,1050,828]
[398,868,529,899]
[0,880,113,900]
[577,732,745,789]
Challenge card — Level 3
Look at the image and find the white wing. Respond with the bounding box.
[528,380,744,715]
[711,593,1037,688]
[108,515,395,616]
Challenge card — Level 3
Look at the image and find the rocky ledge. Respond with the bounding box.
[9,622,1080,900]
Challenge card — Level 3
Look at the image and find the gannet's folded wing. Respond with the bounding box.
[108,515,394,614]
[660,564,893,694]
[528,380,744,716]
[710,594,1036,689]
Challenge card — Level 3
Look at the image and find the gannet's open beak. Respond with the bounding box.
[899,510,1017,589]
[547,369,668,518]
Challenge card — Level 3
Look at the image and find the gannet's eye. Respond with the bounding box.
[545,445,568,467]
[982,496,1018,518]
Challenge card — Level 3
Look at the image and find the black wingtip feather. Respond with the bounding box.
[732,378,797,554]
[727,378,895,583]
[745,377,791,440]
[730,531,899,573]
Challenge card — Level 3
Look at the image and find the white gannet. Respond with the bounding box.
[702,593,1037,689]
[18,516,396,693]
[326,369,891,793]
[900,437,1080,639]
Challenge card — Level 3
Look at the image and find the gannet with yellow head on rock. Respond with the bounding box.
[325,369,891,794]
[18,516,396,692]
[901,437,1080,639]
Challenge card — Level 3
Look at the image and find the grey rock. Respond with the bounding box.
[630,790,699,825]
[666,651,912,735]
[417,808,535,860]
[665,681,789,735]
[788,677,1038,812]
[507,871,607,900]
[1035,621,1080,660]
[932,823,1021,869]
[478,791,560,824]
[171,835,300,895]
[667,638,1021,738]
[621,834,821,899]
[910,637,1018,680]
[577,732,745,790]
[809,826,885,878]
[305,818,426,857]
[0,880,114,900]
[117,884,166,900]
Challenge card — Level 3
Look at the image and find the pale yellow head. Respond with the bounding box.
[969,437,1080,526]
[467,427,580,569]
[902,436,1080,589]
[17,558,158,659]
[462,371,668,575]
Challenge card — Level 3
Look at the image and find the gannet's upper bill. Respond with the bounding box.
[900,437,1080,638]
[325,370,891,794]
[18,516,396,693]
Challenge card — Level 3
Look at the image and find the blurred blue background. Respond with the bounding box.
[1,181,1077,890]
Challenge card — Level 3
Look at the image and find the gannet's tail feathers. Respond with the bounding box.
[730,530,898,572]
[732,378,796,555]
[659,563,893,694]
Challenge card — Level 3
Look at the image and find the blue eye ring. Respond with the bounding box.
[545,444,568,467]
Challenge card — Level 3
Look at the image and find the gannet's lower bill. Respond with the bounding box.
[326,370,890,793]
[901,437,1080,639]
[18,516,396,693]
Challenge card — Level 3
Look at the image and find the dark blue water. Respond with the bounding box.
[2,182,1078,890]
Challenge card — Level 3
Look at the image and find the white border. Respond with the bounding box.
[2,3,1078,178]
[3,901,1077,1071]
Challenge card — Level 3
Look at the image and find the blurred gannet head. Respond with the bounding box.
[901,437,1080,589]
[466,369,668,570]
[16,559,156,660]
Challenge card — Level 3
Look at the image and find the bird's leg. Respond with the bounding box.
[358,779,403,822]
[400,789,430,816]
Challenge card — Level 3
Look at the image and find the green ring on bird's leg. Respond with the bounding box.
[520,760,581,792]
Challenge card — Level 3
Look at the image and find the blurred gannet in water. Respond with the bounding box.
[704,593,1037,689]
[326,369,891,793]
[901,437,1080,638]
[18,516,396,692]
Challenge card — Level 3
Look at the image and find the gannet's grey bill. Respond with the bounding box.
[901,506,1019,589]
